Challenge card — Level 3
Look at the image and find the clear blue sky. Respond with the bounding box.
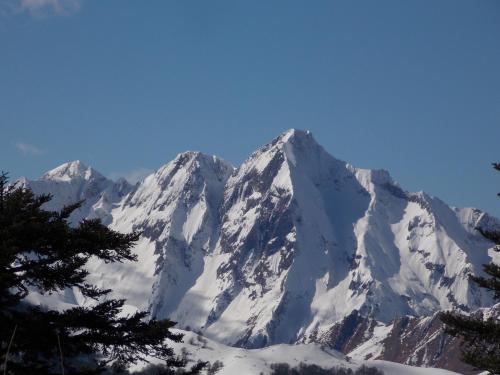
[1,0,500,216]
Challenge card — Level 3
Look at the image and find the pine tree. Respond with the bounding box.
[440,163,500,375]
[0,173,203,374]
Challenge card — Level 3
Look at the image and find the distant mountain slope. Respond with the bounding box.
[23,130,499,355]
[19,160,132,224]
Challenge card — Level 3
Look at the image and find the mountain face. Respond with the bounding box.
[23,130,499,355]
[320,303,500,375]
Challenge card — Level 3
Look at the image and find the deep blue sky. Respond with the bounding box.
[1,0,500,216]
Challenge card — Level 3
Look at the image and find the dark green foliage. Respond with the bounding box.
[0,173,193,374]
[469,262,500,300]
[269,363,384,375]
[440,163,500,375]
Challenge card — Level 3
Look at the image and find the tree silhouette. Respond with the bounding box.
[0,173,201,374]
[440,163,500,374]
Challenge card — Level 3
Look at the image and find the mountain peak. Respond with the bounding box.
[150,151,233,189]
[41,160,102,182]
[175,151,217,165]
[279,128,313,142]
[246,128,316,160]
[272,129,317,151]
[175,150,203,160]
[164,151,233,174]
[242,128,335,175]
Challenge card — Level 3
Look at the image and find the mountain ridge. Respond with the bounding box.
[20,129,499,364]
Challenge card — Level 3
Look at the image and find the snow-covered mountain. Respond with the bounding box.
[19,160,132,225]
[23,130,499,368]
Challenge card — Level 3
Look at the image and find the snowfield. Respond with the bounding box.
[130,329,461,375]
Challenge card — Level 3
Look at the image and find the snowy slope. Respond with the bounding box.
[130,328,461,375]
[21,130,499,355]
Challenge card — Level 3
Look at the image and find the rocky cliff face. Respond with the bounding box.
[22,129,499,370]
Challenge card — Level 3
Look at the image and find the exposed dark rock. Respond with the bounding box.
[319,310,377,353]
[316,310,483,374]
